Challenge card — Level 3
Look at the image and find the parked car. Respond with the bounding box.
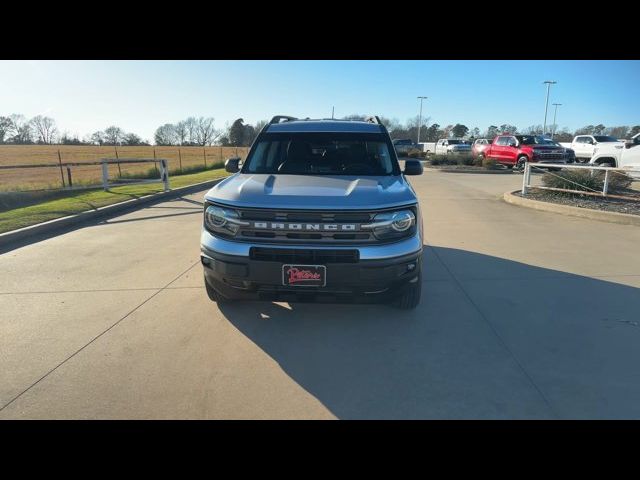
[543,138,576,163]
[481,134,570,170]
[202,115,425,309]
[434,138,472,155]
[571,135,625,163]
[392,138,417,156]
[471,138,494,160]
[589,132,640,176]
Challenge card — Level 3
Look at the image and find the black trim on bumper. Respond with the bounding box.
[201,246,422,303]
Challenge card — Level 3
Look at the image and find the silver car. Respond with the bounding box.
[201,115,425,309]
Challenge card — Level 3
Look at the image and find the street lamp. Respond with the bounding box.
[551,103,562,139]
[417,96,427,144]
[542,80,557,136]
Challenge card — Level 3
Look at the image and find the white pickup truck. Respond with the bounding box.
[589,132,640,177]
[434,138,472,155]
[571,135,625,162]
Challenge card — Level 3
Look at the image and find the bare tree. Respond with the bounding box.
[0,116,12,143]
[122,133,144,145]
[31,115,58,144]
[88,131,105,146]
[103,126,125,145]
[194,117,219,146]
[8,114,33,144]
[184,117,198,145]
[174,121,188,145]
[154,124,178,146]
[605,126,629,139]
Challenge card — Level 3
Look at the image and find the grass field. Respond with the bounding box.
[0,145,249,191]
[0,167,230,234]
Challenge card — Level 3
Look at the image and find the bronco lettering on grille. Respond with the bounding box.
[253,222,357,231]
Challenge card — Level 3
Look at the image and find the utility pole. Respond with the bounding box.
[543,80,557,136]
[551,103,562,139]
[417,96,428,144]
[331,106,335,119]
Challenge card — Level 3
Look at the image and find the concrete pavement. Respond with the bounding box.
[1,171,639,419]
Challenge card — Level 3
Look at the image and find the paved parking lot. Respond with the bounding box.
[1,170,640,419]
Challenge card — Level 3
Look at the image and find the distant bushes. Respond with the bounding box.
[428,154,474,166]
[541,169,632,194]
[407,148,426,159]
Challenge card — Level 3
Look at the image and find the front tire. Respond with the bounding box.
[515,156,527,172]
[394,274,422,310]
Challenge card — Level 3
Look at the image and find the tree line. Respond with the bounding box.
[0,114,151,146]
[343,114,640,144]
[2,112,638,147]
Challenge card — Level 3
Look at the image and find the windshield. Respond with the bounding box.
[516,135,552,145]
[242,132,399,176]
[394,139,412,145]
[593,136,619,142]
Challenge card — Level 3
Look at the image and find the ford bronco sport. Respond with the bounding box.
[200,115,424,309]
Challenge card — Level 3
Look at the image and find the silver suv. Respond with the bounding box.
[200,115,424,309]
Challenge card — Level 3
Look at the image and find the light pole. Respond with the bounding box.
[551,103,562,139]
[542,80,557,136]
[417,96,427,144]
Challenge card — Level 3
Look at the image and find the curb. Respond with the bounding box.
[503,190,640,226]
[435,168,513,174]
[0,177,227,249]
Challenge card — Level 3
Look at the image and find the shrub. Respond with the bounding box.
[428,155,457,166]
[482,157,498,169]
[455,155,475,166]
[541,169,632,194]
[407,148,424,158]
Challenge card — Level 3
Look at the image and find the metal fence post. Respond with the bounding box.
[603,168,609,196]
[66,167,73,188]
[160,159,169,192]
[522,162,529,194]
[102,161,109,191]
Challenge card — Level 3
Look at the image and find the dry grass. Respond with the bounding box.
[0,145,249,191]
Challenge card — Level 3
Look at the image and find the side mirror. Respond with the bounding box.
[225,157,241,173]
[508,141,517,147]
[403,159,423,176]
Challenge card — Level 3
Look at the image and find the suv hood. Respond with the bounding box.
[205,174,417,210]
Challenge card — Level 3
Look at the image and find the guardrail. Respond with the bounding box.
[521,162,639,199]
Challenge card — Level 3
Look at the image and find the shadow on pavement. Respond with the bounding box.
[218,246,640,419]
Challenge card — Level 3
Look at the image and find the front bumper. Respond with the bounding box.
[200,231,423,303]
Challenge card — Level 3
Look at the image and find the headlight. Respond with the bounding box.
[362,209,416,240]
[204,205,248,237]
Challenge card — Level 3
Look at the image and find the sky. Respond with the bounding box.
[1,60,638,141]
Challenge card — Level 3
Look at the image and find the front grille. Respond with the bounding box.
[250,247,359,264]
[235,207,378,244]
[534,152,565,161]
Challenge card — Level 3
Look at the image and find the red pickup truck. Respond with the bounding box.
[479,134,570,170]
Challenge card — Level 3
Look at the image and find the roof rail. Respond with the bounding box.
[365,115,382,125]
[270,115,298,124]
